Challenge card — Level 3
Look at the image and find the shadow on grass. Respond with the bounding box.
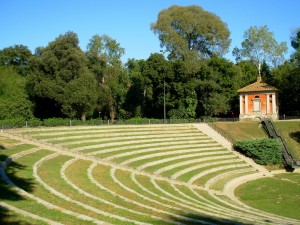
[290,131,300,144]
[169,212,273,225]
[0,145,5,150]
[0,154,35,225]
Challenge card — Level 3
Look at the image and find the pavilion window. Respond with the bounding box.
[253,99,261,112]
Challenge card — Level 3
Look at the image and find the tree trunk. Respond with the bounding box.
[110,107,116,121]
[81,113,86,121]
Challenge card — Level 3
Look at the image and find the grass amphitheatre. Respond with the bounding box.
[0,121,300,224]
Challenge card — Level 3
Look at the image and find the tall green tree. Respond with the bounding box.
[167,59,198,119]
[290,28,300,66]
[0,67,33,119]
[86,34,125,84]
[291,28,300,50]
[124,58,147,118]
[233,25,288,74]
[99,72,129,121]
[235,60,258,86]
[28,31,97,120]
[195,56,241,116]
[86,34,126,120]
[151,5,231,61]
[271,28,300,115]
[141,53,173,118]
[0,45,32,75]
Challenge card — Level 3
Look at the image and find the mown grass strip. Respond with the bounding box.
[113,169,225,224]
[85,140,217,159]
[187,163,250,185]
[115,145,222,166]
[1,150,98,225]
[131,150,229,170]
[0,203,50,225]
[0,144,38,161]
[160,158,241,179]
[24,125,197,139]
[37,155,135,224]
[236,173,300,220]
[149,153,235,175]
[151,179,239,224]
[64,159,174,225]
[92,164,202,224]
[64,136,211,150]
[207,169,257,191]
[50,133,206,145]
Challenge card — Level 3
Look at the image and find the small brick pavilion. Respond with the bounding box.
[238,75,279,121]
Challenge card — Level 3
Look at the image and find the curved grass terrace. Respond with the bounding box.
[0,124,300,224]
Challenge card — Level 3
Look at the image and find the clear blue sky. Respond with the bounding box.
[1,0,299,63]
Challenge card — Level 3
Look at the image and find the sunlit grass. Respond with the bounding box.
[274,121,300,159]
[65,159,172,224]
[1,150,97,225]
[37,155,125,224]
[212,121,266,142]
[2,123,299,224]
[236,173,300,220]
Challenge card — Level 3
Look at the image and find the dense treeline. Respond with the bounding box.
[0,5,299,121]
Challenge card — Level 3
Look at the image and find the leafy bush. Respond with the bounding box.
[234,138,282,165]
[42,118,71,127]
[114,118,163,125]
[27,118,42,127]
[0,118,25,129]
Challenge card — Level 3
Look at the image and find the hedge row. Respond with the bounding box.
[0,117,202,129]
[234,138,282,165]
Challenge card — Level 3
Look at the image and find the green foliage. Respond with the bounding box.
[291,28,300,51]
[272,61,300,115]
[42,118,71,127]
[28,31,98,120]
[86,34,125,84]
[0,118,26,128]
[236,173,300,220]
[0,25,298,121]
[0,45,32,75]
[0,67,33,120]
[141,53,173,118]
[234,138,282,165]
[151,5,230,60]
[86,34,127,121]
[233,25,288,70]
[195,57,242,116]
[1,118,41,129]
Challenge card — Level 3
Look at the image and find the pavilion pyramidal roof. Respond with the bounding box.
[237,75,278,93]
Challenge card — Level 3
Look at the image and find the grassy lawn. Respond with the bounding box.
[1,123,300,224]
[274,121,300,159]
[212,120,300,160]
[212,121,267,142]
[235,173,300,220]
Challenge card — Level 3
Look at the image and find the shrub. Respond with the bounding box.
[42,118,71,127]
[27,118,42,127]
[0,118,25,129]
[234,138,282,165]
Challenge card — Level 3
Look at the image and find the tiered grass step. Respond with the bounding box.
[1,124,299,225]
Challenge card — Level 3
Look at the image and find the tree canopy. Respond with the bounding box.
[233,25,288,74]
[151,5,231,61]
[28,31,98,120]
[0,67,33,119]
[0,6,299,122]
[0,45,32,75]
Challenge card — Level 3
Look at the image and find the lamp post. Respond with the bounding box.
[163,78,166,123]
[160,50,167,124]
